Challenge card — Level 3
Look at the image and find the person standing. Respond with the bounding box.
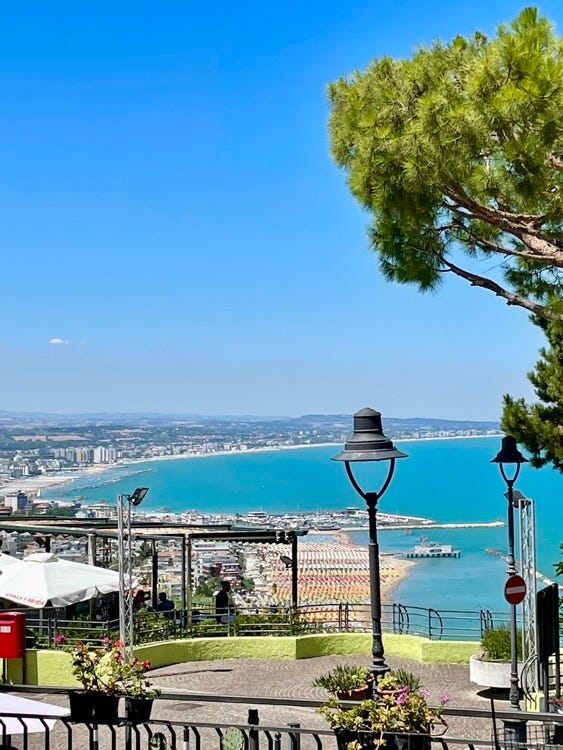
[156,592,175,613]
[214,580,231,623]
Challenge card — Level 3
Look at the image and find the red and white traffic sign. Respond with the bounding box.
[504,574,526,605]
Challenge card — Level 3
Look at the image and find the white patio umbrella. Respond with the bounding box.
[0,554,21,570]
[0,552,124,608]
[0,693,69,735]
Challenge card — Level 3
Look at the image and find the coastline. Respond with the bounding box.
[0,433,500,499]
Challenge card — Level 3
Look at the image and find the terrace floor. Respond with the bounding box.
[8,654,530,748]
[148,654,506,740]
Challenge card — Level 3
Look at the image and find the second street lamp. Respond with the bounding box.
[332,407,407,679]
[491,436,527,743]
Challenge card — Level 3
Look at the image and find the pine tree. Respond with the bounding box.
[502,319,563,469]
[328,7,562,322]
[328,8,563,469]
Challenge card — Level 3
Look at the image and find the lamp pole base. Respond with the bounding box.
[370,657,391,681]
[502,718,527,747]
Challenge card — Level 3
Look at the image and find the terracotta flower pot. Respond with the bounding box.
[336,684,372,701]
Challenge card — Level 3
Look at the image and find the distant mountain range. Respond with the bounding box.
[0,409,499,431]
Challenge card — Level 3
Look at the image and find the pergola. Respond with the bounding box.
[0,518,307,611]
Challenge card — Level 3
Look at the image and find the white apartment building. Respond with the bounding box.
[93,446,109,463]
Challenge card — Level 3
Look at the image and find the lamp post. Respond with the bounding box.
[491,436,527,742]
[117,487,149,660]
[332,408,407,679]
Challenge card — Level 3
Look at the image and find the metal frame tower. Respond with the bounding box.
[517,490,538,695]
[117,488,149,660]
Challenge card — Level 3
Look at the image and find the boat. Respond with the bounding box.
[404,542,460,559]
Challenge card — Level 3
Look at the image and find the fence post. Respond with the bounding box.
[248,709,260,750]
[287,722,300,750]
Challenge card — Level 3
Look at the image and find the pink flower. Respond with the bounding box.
[441,694,450,703]
[54,634,67,645]
[142,660,151,669]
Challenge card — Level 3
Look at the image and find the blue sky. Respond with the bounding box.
[0,1,560,420]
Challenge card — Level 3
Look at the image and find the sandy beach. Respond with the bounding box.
[247,529,413,609]
[0,464,112,496]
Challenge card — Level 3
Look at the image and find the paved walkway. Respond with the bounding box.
[148,654,506,740]
[7,655,526,749]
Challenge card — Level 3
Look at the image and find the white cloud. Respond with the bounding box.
[48,337,70,345]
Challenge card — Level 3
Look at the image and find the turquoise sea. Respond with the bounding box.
[45,437,562,612]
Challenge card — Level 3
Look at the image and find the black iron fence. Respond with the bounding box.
[0,689,561,750]
[24,603,519,649]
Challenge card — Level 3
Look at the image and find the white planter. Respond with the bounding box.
[469,654,523,689]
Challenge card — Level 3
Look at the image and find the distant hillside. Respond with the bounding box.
[0,409,499,431]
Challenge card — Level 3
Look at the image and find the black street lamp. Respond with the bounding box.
[332,408,407,679]
[491,436,527,741]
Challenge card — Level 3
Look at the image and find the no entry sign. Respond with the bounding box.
[504,574,526,605]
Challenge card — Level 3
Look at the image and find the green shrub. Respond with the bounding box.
[481,626,522,660]
[391,667,421,692]
[313,664,371,693]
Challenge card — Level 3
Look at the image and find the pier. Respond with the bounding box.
[404,548,461,558]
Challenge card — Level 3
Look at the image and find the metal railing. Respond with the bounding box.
[25,603,521,648]
[0,688,562,750]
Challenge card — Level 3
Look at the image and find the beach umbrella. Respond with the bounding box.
[0,552,123,608]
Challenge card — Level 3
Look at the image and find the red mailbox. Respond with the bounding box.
[0,612,26,658]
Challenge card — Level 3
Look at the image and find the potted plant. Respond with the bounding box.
[314,664,373,701]
[121,656,161,724]
[469,626,523,689]
[318,671,448,750]
[68,638,125,724]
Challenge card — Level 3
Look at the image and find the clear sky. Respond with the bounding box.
[0,1,560,420]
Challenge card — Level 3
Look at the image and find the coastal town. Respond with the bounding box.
[0,410,500,501]
[0,411,504,610]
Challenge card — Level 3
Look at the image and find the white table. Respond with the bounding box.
[0,693,69,738]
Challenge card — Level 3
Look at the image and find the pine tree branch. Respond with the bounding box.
[443,189,563,267]
[436,254,563,321]
[447,217,543,262]
[445,186,543,227]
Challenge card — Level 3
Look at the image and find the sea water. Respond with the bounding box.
[45,437,562,612]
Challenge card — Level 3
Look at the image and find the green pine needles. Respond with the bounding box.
[329,8,562,322]
[328,7,563,470]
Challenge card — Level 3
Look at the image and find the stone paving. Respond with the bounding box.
[147,654,501,742]
[4,654,533,749]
